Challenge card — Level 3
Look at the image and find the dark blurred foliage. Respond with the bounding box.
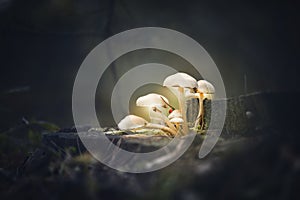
[1,127,300,200]
[0,0,299,129]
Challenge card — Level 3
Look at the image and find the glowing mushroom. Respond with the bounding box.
[136,93,176,130]
[118,115,177,135]
[163,72,198,134]
[198,80,215,100]
[168,109,183,130]
[168,109,182,120]
[169,117,184,130]
[194,80,215,129]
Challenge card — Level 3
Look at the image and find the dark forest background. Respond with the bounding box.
[0,0,299,130]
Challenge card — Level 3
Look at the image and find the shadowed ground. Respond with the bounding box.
[1,92,299,200]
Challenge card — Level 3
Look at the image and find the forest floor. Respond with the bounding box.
[1,92,300,200]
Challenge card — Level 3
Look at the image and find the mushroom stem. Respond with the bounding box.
[148,108,164,125]
[178,87,188,134]
[194,93,204,130]
[174,123,180,129]
[145,123,177,136]
[152,107,177,131]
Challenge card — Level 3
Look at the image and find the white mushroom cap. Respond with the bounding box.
[118,115,148,130]
[184,89,199,99]
[136,93,169,107]
[197,80,215,94]
[168,110,182,119]
[163,72,198,89]
[170,117,184,123]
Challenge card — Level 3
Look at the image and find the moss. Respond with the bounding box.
[30,119,60,131]
[28,130,42,145]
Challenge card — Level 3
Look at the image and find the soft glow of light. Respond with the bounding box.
[129,84,178,121]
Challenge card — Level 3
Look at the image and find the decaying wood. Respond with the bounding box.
[43,92,298,152]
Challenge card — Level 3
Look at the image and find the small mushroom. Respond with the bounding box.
[168,109,182,120]
[136,93,176,130]
[194,80,215,129]
[118,114,147,130]
[163,72,198,134]
[198,80,215,100]
[118,115,177,135]
[169,117,184,129]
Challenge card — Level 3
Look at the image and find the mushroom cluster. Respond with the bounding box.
[117,72,215,136]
